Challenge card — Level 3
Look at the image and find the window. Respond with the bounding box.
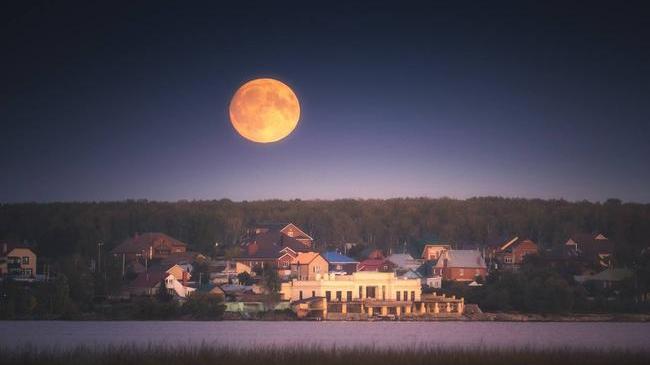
[382,286,386,300]
[22,257,30,265]
[366,286,376,299]
[299,291,303,300]
[346,291,352,301]
[336,264,342,271]
[404,291,408,301]
[336,291,342,301]
[359,286,363,299]
[325,291,332,301]
[312,291,316,298]
[396,292,401,301]
[504,256,513,264]
[459,268,464,276]
[411,291,416,302]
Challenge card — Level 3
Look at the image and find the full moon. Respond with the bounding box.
[229,78,301,143]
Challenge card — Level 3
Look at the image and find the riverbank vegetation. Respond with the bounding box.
[1,345,649,365]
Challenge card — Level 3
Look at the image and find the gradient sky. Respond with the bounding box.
[2,1,649,203]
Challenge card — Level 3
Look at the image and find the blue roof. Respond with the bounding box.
[323,251,358,264]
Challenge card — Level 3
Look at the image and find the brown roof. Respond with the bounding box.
[128,269,166,289]
[112,232,188,254]
[1,242,36,255]
[237,231,310,259]
[292,252,321,265]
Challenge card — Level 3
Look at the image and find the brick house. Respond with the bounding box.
[251,223,314,247]
[432,249,487,282]
[0,242,37,278]
[421,244,452,261]
[112,232,188,261]
[488,237,539,270]
[291,252,329,280]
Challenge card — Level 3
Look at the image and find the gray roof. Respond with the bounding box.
[387,253,421,270]
[435,250,486,269]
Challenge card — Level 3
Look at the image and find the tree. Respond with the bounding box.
[157,279,173,303]
[237,272,254,286]
[183,292,225,320]
[262,267,281,293]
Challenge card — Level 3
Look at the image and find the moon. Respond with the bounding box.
[229,78,301,143]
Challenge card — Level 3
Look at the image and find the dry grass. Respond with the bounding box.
[1,345,649,365]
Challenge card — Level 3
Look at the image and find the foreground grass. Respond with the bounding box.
[1,345,649,365]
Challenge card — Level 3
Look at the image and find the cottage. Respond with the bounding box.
[387,253,423,271]
[0,243,37,278]
[291,252,328,280]
[489,237,539,270]
[421,244,452,261]
[234,230,312,279]
[251,223,314,247]
[565,233,614,268]
[323,251,359,274]
[112,232,188,262]
[433,249,487,282]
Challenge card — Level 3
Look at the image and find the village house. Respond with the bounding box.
[421,243,452,261]
[488,237,539,270]
[291,252,328,280]
[234,228,312,279]
[433,249,487,282]
[323,251,359,275]
[574,267,634,289]
[111,232,188,262]
[387,253,423,271]
[280,271,464,319]
[0,242,37,278]
[127,262,195,298]
[251,223,314,247]
[565,233,615,268]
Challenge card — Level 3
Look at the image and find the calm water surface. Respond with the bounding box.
[1,321,649,350]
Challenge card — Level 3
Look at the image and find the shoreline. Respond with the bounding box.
[3,312,650,322]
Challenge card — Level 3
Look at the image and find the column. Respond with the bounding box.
[446,303,451,313]
[396,306,402,316]
[433,303,439,314]
[420,303,426,314]
[322,298,328,319]
[367,306,374,316]
[405,305,412,314]
[342,303,347,314]
[381,306,388,316]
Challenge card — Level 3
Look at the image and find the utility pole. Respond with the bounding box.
[97,242,104,273]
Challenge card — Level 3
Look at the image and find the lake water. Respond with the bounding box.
[1,321,650,351]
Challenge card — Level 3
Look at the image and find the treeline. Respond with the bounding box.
[1,197,649,262]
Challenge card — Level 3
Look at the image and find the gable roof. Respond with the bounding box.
[498,237,537,252]
[238,231,311,259]
[292,252,322,265]
[112,232,187,254]
[1,242,36,256]
[386,253,421,270]
[435,250,486,269]
[323,251,358,264]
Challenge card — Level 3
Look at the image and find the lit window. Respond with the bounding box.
[22,257,30,265]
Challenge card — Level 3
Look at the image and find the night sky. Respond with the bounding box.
[2,1,649,203]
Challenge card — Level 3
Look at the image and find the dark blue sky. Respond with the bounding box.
[2,1,649,203]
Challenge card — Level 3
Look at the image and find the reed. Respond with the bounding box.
[1,345,649,365]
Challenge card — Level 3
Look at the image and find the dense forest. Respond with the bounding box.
[1,197,649,262]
